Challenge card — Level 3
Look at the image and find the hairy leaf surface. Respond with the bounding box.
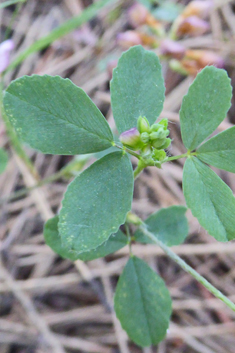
[114,256,172,347]
[59,152,134,253]
[4,75,113,155]
[180,66,232,151]
[197,126,235,172]
[111,45,165,133]
[134,206,188,246]
[183,157,235,241]
[44,216,128,261]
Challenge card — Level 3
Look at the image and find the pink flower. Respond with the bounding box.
[0,40,14,73]
[119,127,142,150]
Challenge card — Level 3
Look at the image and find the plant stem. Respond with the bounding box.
[133,162,145,179]
[166,153,188,162]
[140,225,235,312]
[166,152,198,162]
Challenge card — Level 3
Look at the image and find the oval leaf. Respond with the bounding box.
[183,157,235,241]
[59,151,134,253]
[0,148,8,174]
[196,126,235,172]
[111,45,165,134]
[3,75,113,155]
[134,206,188,246]
[180,66,232,151]
[44,216,128,261]
[114,256,172,347]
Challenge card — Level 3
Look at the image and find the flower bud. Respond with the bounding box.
[158,118,168,129]
[152,138,166,149]
[150,127,169,140]
[159,39,186,60]
[141,146,152,158]
[137,116,150,133]
[116,31,142,49]
[128,3,149,28]
[182,1,213,19]
[140,132,150,144]
[176,16,210,37]
[0,39,14,73]
[161,138,171,149]
[119,127,142,150]
[152,149,166,162]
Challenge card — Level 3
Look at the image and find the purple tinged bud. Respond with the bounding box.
[160,39,186,60]
[116,31,142,49]
[128,3,149,28]
[119,127,142,150]
[0,40,14,73]
[177,16,210,37]
[182,1,213,19]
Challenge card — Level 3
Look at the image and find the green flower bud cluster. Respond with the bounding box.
[137,116,171,164]
[119,116,171,167]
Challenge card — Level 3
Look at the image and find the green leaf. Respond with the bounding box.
[59,151,134,253]
[180,66,232,151]
[44,216,128,261]
[114,256,172,347]
[183,157,235,241]
[0,148,8,174]
[110,45,165,134]
[196,126,235,173]
[3,75,113,155]
[134,206,188,246]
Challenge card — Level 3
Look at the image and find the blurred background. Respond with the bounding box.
[1,0,235,352]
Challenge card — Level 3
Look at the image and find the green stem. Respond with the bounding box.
[140,225,235,312]
[133,162,145,179]
[166,152,197,162]
[166,153,188,162]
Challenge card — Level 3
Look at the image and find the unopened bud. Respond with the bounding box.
[128,3,149,28]
[182,1,213,19]
[137,116,150,133]
[152,149,166,162]
[176,16,210,37]
[141,146,152,158]
[158,118,168,129]
[140,132,150,144]
[150,128,169,140]
[160,39,186,60]
[152,138,166,149]
[119,127,142,150]
[116,31,142,49]
[0,39,14,73]
[161,138,171,149]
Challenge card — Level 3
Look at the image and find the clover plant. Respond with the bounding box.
[3,45,235,347]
